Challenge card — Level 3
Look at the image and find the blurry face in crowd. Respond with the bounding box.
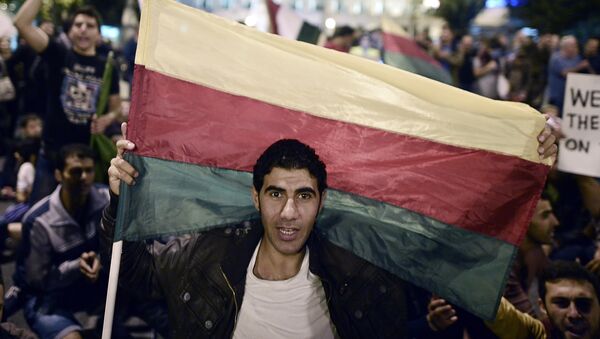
[440,27,453,44]
[56,155,95,199]
[252,167,324,258]
[541,279,600,339]
[68,14,100,55]
[460,35,473,52]
[561,39,579,59]
[527,199,559,245]
[584,39,599,57]
[24,119,42,139]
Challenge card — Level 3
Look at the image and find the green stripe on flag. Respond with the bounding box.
[117,153,515,320]
[319,189,515,320]
[115,153,258,241]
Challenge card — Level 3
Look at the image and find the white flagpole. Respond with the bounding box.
[102,240,123,339]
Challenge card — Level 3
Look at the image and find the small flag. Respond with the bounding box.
[382,18,452,84]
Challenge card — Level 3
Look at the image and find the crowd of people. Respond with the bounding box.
[0,0,597,338]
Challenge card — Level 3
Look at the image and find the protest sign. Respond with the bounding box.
[558,73,600,177]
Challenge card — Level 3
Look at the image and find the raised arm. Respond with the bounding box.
[13,0,49,53]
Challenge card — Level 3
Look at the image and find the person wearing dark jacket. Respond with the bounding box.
[102,124,408,338]
[104,121,558,338]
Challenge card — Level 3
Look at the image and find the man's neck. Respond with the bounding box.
[60,188,88,218]
[253,240,306,281]
[72,46,96,57]
[520,236,541,253]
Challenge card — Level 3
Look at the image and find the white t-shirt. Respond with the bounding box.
[232,241,337,339]
[16,162,35,193]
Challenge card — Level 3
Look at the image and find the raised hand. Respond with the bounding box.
[107,122,138,195]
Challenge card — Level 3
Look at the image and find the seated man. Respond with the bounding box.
[19,144,108,339]
[538,261,600,339]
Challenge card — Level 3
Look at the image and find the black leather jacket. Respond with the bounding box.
[101,197,408,338]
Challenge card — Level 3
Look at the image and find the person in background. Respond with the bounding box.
[504,195,559,317]
[473,41,499,99]
[582,37,600,74]
[547,36,585,115]
[14,1,121,204]
[18,144,108,339]
[432,25,456,73]
[538,261,600,339]
[0,115,41,200]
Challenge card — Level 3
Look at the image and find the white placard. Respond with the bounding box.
[557,73,600,177]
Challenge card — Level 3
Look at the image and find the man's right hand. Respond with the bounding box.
[426,296,458,332]
[108,122,138,196]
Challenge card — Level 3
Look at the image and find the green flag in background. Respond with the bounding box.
[91,51,117,183]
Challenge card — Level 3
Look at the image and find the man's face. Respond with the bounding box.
[527,199,559,245]
[441,27,453,44]
[24,119,42,138]
[252,167,324,256]
[562,40,579,59]
[461,36,473,51]
[541,279,600,339]
[584,39,599,57]
[68,14,100,54]
[56,156,95,198]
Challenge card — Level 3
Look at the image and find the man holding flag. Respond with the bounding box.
[102,121,557,338]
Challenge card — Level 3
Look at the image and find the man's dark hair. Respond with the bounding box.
[69,5,102,33]
[57,144,96,172]
[539,191,551,202]
[253,139,327,195]
[19,114,41,129]
[538,260,600,303]
[332,25,355,38]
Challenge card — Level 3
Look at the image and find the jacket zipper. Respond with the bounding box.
[220,266,238,338]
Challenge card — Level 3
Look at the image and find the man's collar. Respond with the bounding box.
[221,220,263,287]
[48,184,108,227]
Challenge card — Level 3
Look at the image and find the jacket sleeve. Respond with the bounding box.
[100,192,193,300]
[24,220,81,292]
[484,297,546,339]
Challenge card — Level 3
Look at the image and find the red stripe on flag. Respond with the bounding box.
[128,65,548,245]
[383,32,442,68]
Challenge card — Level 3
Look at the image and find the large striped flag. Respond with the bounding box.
[382,17,452,84]
[266,0,322,44]
[117,0,551,320]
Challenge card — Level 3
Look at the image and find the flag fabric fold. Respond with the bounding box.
[118,0,551,320]
[382,18,452,84]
